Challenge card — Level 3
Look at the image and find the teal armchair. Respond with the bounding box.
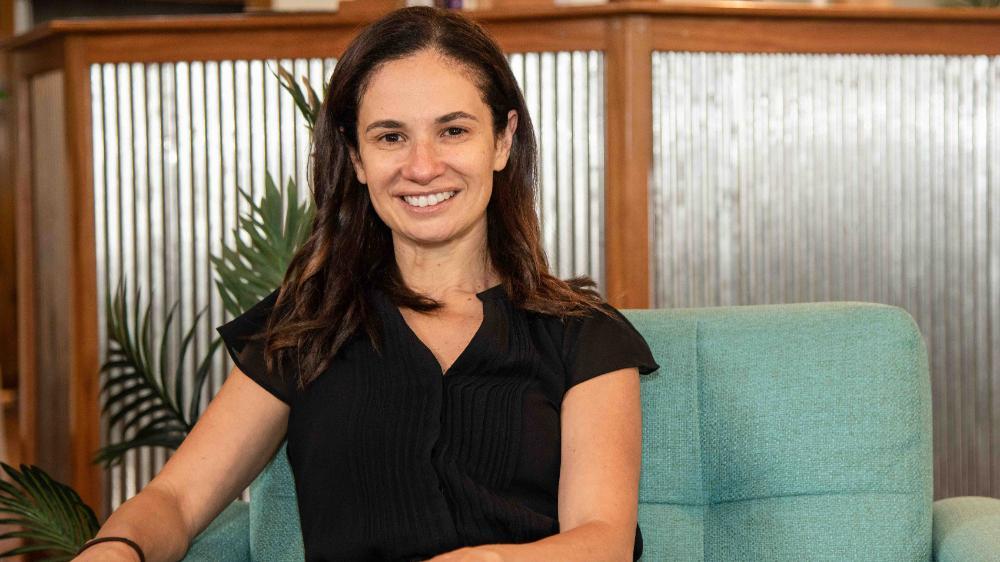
[183,302,1000,561]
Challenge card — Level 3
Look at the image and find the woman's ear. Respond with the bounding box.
[339,125,367,184]
[493,109,518,172]
[348,147,367,185]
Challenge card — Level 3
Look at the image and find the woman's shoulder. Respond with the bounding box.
[514,291,637,352]
[216,287,291,403]
[514,286,621,326]
[545,298,660,390]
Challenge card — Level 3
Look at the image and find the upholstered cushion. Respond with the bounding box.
[183,501,250,561]
[248,442,303,562]
[627,302,933,560]
[932,496,1000,561]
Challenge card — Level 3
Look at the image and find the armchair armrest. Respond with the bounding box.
[932,496,1000,562]
[180,501,251,562]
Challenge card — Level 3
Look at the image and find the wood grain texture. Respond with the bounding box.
[73,29,356,64]
[26,70,71,486]
[5,1,1000,52]
[0,0,16,395]
[0,0,12,39]
[12,70,35,470]
[10,18,607,65]
[604,14,652,308]
[9,35,63,76]
[64,36,103,515]
[650,15,1000,55]
[477,17,608,53]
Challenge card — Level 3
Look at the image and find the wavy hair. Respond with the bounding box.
[258,6,610,389]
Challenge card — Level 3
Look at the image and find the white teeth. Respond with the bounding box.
[402,191,456,208]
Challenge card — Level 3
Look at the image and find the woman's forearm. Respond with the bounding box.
[483,520,633,562]
[84,483,192,562]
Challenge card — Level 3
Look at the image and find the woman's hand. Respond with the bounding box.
[424,545,504,562]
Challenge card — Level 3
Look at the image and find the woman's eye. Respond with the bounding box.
[444,127,467,137]
[379,133,403,143]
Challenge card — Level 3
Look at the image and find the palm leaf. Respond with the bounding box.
[92,433,188,467]
[118,403,178,436]
[188,336,225,422]
[272,63,324,131]
[210,171,314,317]
[94,279,223,467]
[0,463,99,560]
[173,306,210,419]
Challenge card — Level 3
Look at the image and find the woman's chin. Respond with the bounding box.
[396,229,459,248]
[388,216,488,250]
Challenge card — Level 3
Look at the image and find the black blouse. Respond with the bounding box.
[216,284,659,561]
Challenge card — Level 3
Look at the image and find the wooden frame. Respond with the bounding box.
[2,0,999,515]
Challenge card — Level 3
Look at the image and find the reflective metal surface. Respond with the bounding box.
[509,51,606,287]
[651,51,1000,498]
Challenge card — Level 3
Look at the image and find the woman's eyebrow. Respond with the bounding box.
[435,111,478,124]
[365,119,404,133]
[364,111,478,133]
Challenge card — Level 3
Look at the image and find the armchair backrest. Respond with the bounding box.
[248,302,933,561]
[627,301,933,560]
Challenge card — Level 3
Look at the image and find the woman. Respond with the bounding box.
[75,6,658,562]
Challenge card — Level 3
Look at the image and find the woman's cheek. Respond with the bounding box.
[366,186,393,222]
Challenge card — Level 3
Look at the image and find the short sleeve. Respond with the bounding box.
[215,288,292,404]
[562,302,660,391]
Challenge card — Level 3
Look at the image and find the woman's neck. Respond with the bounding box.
[392,227,498,300]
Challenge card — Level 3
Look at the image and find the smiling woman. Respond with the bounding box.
[348,51,517,249]
[74,6,659,562]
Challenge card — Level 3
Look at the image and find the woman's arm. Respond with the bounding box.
[74,368,290,562]
[428,367,642,562]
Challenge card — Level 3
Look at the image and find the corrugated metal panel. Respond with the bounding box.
[509,51,605,287]
[651,51,1000,499]
[90,50,605,510]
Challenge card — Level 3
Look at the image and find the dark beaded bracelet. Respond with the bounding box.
[77,536,146,562]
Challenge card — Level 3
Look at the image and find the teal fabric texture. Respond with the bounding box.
[182,501,250,561]
[248,442,302,562]
[627,301,934,561]
[181,301,999,561]
[932,496,1000,561]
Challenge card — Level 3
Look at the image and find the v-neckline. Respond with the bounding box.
[389,285,501,377]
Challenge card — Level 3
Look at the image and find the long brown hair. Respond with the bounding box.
[259,6,610,390]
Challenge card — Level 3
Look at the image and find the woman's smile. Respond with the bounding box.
[398,189,460,213]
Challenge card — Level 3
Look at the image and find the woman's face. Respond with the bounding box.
[349,49,517,250]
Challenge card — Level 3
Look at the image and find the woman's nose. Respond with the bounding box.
[401,137,445,184]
